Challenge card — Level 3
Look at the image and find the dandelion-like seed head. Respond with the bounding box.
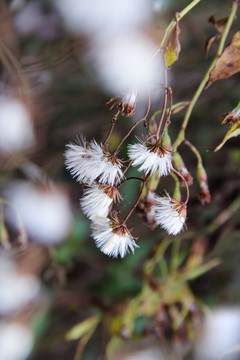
[91,214,138,258]
[128,140,173,176]
[154,193,187,235]
[81,183,121,220]
[65,138,123,186]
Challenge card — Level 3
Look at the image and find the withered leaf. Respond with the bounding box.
[205,34,220,56]
[164,15,181,68]
[205,31,240,89]
[208,15,228,34]
[214,120,240,152]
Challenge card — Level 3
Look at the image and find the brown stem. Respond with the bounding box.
[113,91,151,156]
[160,87,173,140]
[118,176,145,187]
[122,160,133,176]
[103,110,120,146]
[123,172,151,224]
[172,168,189,204]
[156,68,168,140]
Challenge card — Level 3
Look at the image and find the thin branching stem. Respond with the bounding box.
[156,68,168,140]
[172,168,189,205]
[113,91,151,156]
[123,172,151,224]
[160,86,173,141]
[118,176,145,187]
[103,110,120,147]
[184,139,202,164]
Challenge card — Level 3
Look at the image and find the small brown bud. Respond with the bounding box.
[196,164,211,205]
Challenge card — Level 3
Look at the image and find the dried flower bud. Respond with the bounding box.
[172,152,193,186]
[138,190,157,229]
[196,163,211,205]
[220,102,240,126]
[118,91,137,117]
[220,106,240,126]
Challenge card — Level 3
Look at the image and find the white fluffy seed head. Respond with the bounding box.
[91,32,163,95]
[65,139,123,186]
[153,194,187,235]
[0,257,40,316]
[0,96,34,153]
[80,184,113,220]
[91,218,138,258]
[54,0,151,38]
[5,181,73,244]
[0,321,33,360]
[128,142,173,176]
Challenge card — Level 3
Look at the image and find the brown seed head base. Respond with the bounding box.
[98,184,122,203]
[118,102,135,117]
[170,197,187,219]
[147,141,171,158]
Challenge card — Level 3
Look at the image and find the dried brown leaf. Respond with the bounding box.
[205,31,240,89]
[205,34,220,56]
[208,15,228,34]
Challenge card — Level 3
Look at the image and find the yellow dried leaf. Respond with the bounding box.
[164,17,181,68]
[65,315,100,340]
[214,121,240,152]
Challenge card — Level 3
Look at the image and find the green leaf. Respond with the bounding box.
[214,121,240,152]
[65,315,100,341]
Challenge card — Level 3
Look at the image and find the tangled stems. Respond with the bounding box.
[172,0,239,152]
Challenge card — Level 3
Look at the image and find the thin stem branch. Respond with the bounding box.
[113,91,151,156]
[118,176,145,187]
[0,42,31,96]
[103,111,120,146]
[160,87,173,140]
[184,139,202,164]
[123,172,151,224]
[172,0,238,151]
[122,160,133,176]
[156,68,168,140]
[172,168,189,204]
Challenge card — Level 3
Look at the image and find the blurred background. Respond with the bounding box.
[0,0,240,359]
